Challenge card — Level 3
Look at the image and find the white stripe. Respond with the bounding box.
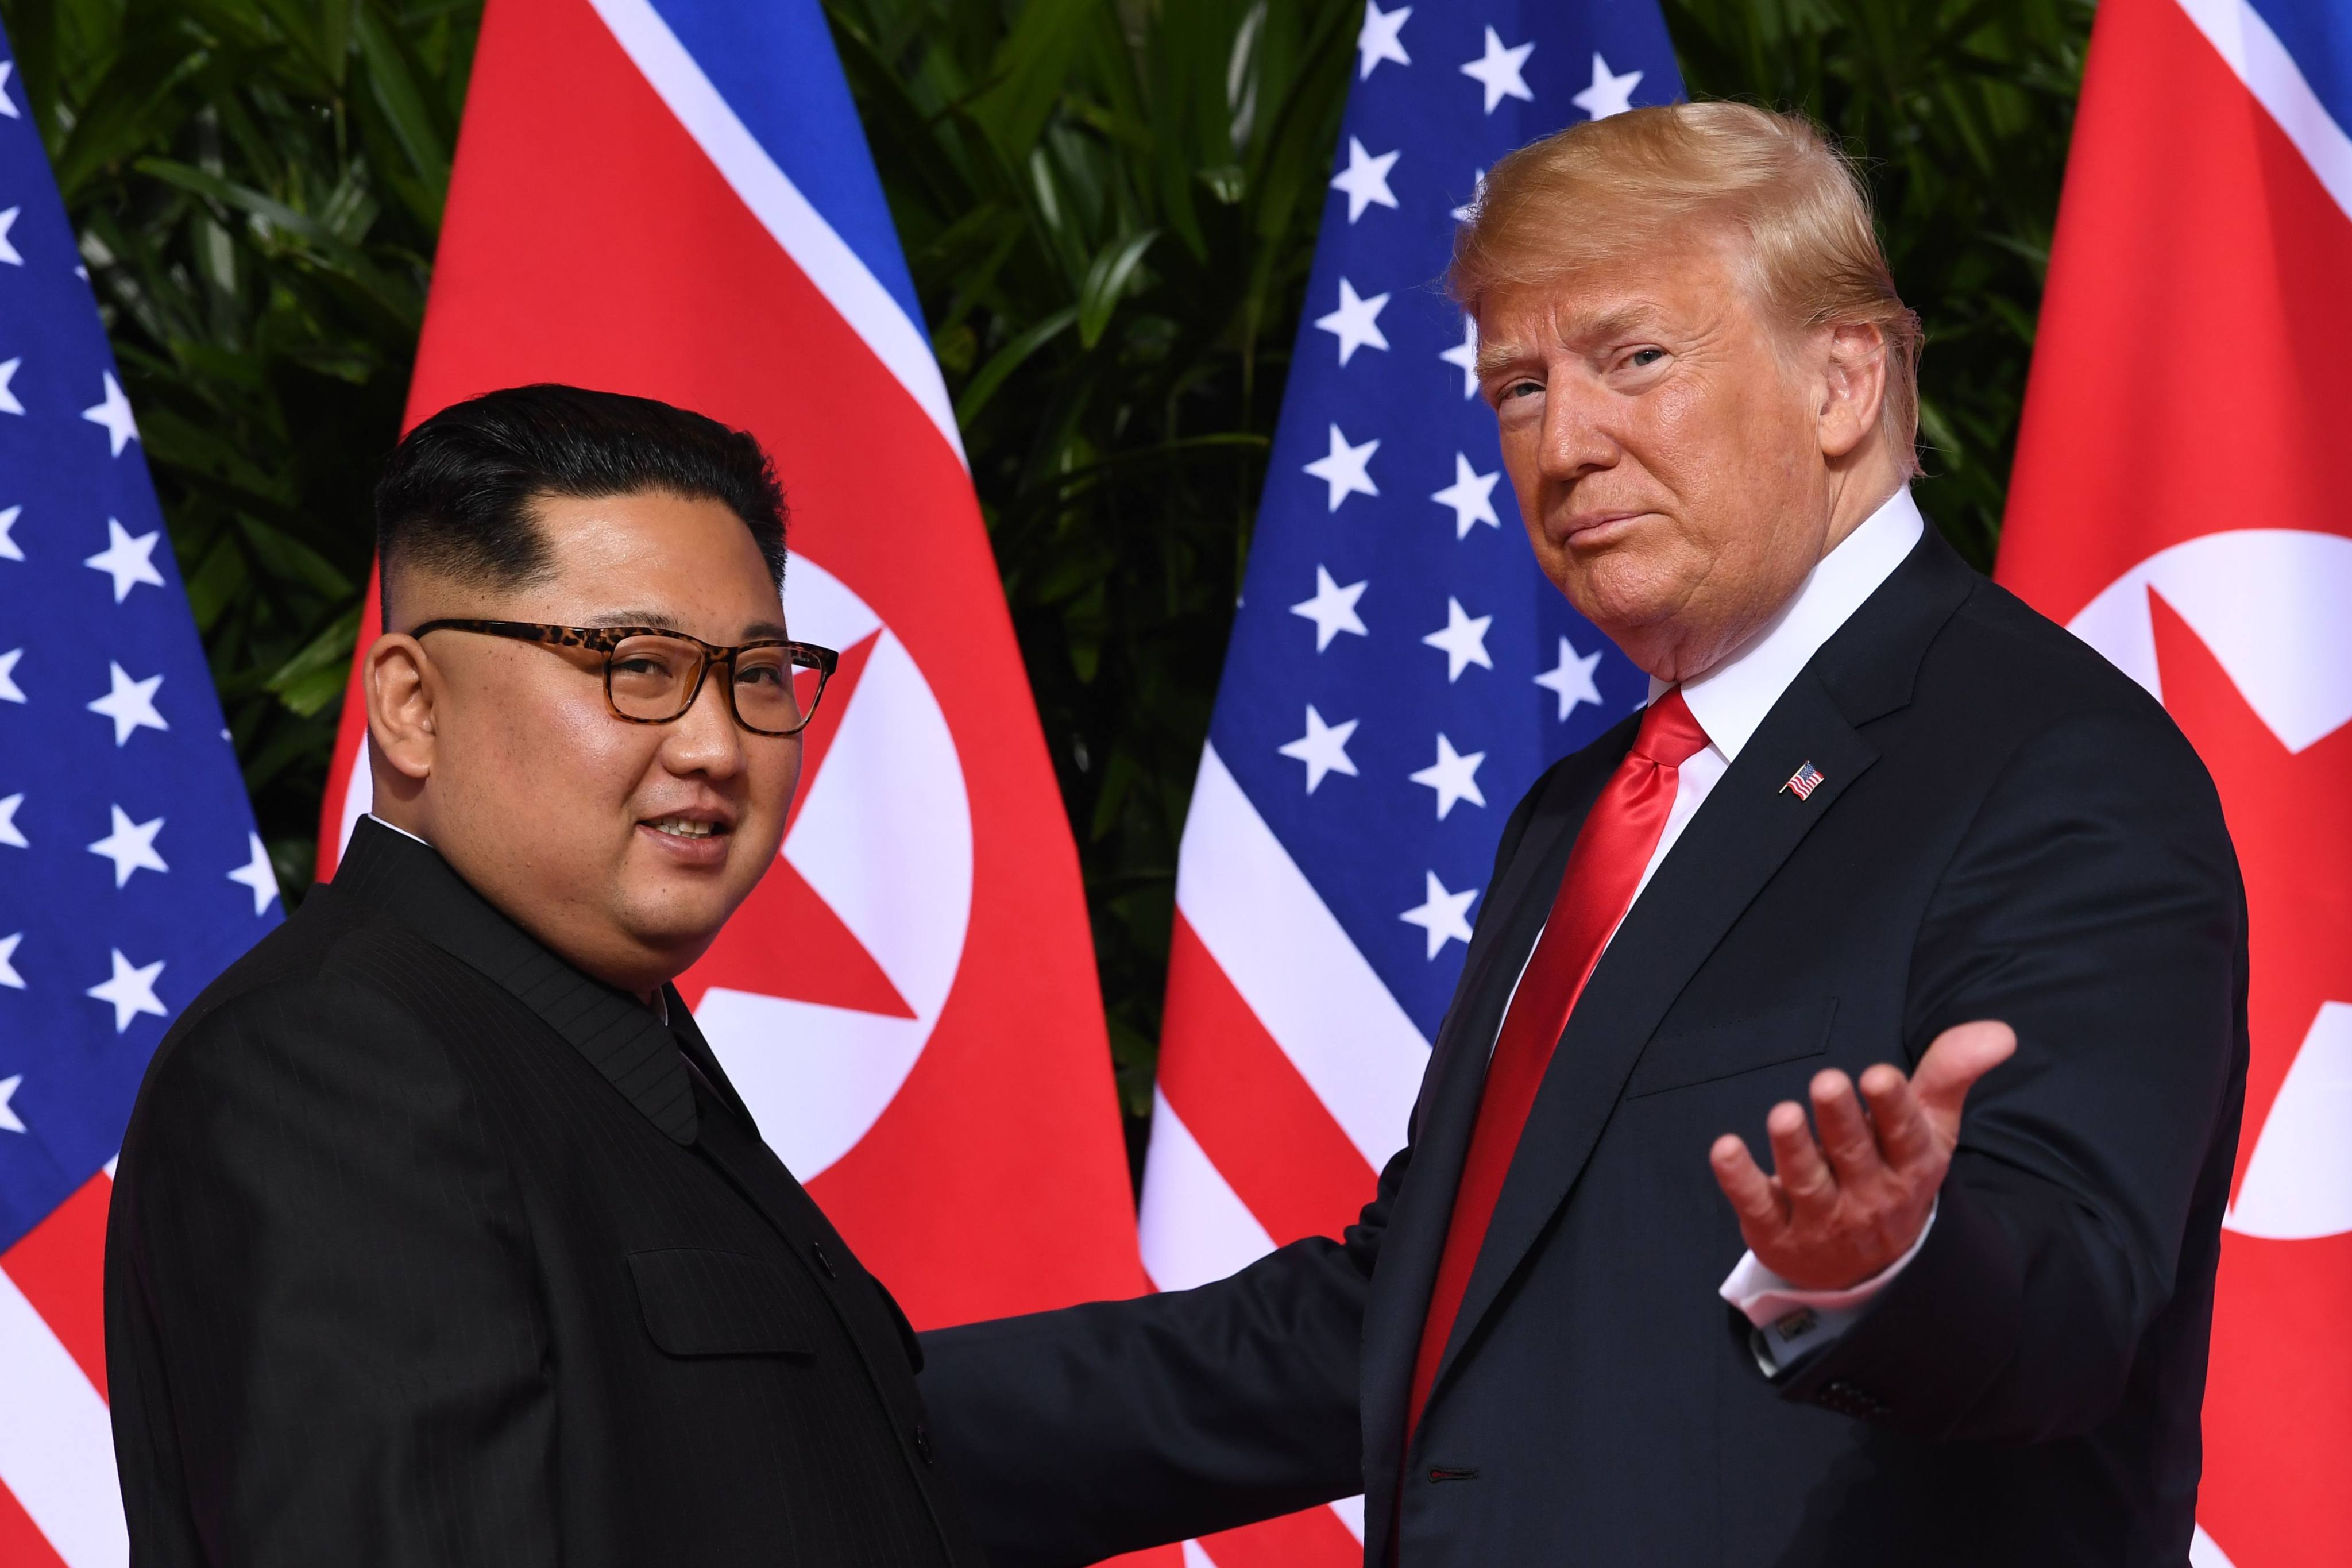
[1328,1493,1366,1542]
[1181,1543,1219,1568]
[1175,743,1431,1171]
[582,0,968,466]
[2173,0,2352,221]
[1138,1088,1276,1292]
[0,1270,126,1568]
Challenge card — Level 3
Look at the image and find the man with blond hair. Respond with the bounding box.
[921,105,2245,1567]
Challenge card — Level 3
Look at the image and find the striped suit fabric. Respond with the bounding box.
[105,817,980,1567]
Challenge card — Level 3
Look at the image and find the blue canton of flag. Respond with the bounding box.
[0,26,280,1257]
[1213,1,1682,1037]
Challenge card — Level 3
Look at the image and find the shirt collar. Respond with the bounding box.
[364,811,431,849]
[363,813,670,1024]
[1650,486,1926,762]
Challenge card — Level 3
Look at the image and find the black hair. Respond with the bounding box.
[374,383,788,620]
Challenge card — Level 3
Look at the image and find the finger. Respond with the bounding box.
[1809,1069,1884,1187]
[1709,1134,1788,1231]
[1912,1020,2018,1140]
[1857,1063,1937,1173]
[1766,1099,1837,1214]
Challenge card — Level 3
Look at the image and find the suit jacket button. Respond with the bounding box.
[914,1422,935,1465]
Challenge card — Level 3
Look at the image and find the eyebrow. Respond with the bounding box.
[584,609,794,641]
[1474,303,1668,378]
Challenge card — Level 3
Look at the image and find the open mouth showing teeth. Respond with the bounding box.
[647,817,724,839]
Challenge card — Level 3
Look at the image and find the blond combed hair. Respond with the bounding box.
[1450,102,1924,477]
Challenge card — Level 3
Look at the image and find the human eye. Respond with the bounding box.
[733,651,790,687]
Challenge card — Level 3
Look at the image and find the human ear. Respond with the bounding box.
[1815,321,1888,462]
[364,634,439,783]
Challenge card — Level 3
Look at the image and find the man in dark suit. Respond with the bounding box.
[918,104,2245,1566]
[105,384,981,1567]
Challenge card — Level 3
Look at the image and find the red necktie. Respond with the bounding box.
[1405,689,1711,1436]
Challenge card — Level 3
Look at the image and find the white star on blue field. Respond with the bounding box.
[1208,2,1679,1036]
[0,38,280,1251]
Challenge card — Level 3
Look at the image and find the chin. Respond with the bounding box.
[1560,560,1686,643]
[616,887,736,961]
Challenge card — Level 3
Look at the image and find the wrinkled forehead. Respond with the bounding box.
[1470,233,1760,365]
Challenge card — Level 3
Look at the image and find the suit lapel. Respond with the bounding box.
[661,994,928,1423]
[337,819,698,1145]
[665,983,761,1131]
[1359,725,1629,1493]
[1423,673,1876,1405]
[661,998,817,1240]
[1411,526,1981,1421]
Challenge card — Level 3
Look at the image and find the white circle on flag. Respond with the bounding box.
[2068,528,2352,1243]
[332,555,976,1180]
[693,555,975,1178]
[2065,528,2352,754]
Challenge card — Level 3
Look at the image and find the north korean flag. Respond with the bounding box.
[1996,0,2352,1562]
[316,0,1150,1336]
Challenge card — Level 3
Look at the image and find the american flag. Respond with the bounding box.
[0,26,279,1564]
[1137,3,1679,1561]
[1782,761,1825,801]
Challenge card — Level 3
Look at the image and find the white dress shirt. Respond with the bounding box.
[1493,486,1930,1372]
[1655,488,1928,1369]
[365,812,430,848]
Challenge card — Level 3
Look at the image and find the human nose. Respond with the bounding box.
[1538,374,1619,480]
[659,657,750,777]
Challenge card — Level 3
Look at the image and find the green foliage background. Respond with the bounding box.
[6,0,2092,1125]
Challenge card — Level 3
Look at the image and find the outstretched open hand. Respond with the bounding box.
[1708,1021,2017,1291]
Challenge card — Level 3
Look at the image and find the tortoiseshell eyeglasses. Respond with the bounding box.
[411,619,837,737]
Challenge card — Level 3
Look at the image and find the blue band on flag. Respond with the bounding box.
[646,0,928,335]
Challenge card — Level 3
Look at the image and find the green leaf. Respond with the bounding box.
[262,604,362,717]
[1076,226,1157,348]
[955,303,1076,426]
[968,0,1104,161]
[354,2,454,215]
[134,155,426,327]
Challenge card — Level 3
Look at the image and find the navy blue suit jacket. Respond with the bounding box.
[921,528,2247,1567]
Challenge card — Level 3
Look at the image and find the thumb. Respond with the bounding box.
[1911,1019,2017,1144]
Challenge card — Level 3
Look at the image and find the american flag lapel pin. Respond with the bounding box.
[1781,760,1826,801]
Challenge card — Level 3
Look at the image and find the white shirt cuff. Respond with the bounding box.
[1717,1201,1937,1374]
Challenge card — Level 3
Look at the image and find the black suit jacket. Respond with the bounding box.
[105,818,981,1568]
[921,528,2248,1567]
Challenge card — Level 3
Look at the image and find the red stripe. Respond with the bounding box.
[0,1480,70,1568]
[1196,1503,1361,1568]
[1158,913,1379,1246]
[1,1171,113,1401]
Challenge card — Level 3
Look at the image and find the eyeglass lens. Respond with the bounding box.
[605,635,821,734]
